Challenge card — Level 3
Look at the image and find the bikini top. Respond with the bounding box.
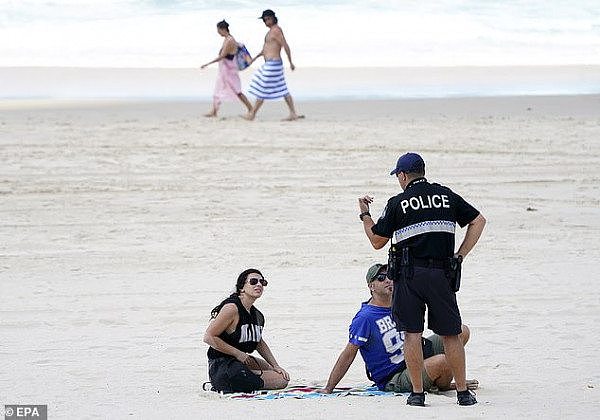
[222,36,236,60]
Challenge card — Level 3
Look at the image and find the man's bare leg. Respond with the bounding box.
[422,325,476,392]
[459,324,470,345]
[442,334,467,391]
[282,94,302,121]
[404,332,425,392]
[423,354,453,390]
[244,99,264,120]
[237,93,253,113]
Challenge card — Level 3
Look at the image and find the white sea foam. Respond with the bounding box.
[0,0,599,67]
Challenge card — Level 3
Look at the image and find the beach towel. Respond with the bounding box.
[236,44,252,70]
[213,58,242,105]
[203,385,407,400]
[248,59,289,100]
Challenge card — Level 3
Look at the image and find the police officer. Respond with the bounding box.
[357,152,486,407]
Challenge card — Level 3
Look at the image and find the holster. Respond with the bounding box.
[387,244,399,281]
[446,255,463,292]
[388,246,412,282]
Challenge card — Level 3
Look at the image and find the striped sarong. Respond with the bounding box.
[248,59,289,100]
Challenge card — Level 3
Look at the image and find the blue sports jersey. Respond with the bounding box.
[349,302,405,390]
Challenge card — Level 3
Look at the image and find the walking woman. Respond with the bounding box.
[200,20,252,117]
[204,268,289,393]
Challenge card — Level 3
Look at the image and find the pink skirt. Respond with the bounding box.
[213,58,241,104]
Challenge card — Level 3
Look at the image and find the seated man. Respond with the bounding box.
[319,263,476,394]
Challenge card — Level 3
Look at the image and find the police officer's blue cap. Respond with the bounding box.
[390,152,425,176]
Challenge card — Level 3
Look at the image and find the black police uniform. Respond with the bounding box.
[372,177,480,336]
[207,294,265,392]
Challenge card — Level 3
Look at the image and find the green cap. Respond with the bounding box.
[366,263,387,284]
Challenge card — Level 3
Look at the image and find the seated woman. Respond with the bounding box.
[203,268,289,393]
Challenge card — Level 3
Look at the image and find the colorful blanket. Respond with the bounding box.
[219,385,407,400]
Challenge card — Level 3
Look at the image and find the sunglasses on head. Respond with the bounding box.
[247,277,268,286]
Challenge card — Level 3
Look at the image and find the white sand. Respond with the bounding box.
[1,95,599,418]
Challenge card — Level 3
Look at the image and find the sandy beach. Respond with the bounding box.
[1,95,599,418]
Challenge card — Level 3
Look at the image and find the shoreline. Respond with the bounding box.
[1,65,599,103]
[1,94,599,118]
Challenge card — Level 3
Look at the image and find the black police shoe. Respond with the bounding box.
[406,391,426,406]
[457,390,477,406]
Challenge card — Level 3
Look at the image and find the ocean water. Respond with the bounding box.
[1,1,599,99]
[1,0,599,68]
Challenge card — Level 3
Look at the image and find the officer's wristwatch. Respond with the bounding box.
[359,211,371,221]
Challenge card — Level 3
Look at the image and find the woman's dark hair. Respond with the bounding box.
[210,268,263,319]
[217,20,230,32]
[234,268,263,294]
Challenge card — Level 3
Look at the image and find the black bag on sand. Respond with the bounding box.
[208,357,264,393]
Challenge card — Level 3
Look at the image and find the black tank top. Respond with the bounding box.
[207,294,265,360]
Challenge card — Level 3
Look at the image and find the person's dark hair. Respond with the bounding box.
[234,268,263,294]
[406,168,425,178]
[217,20,230,32]
[263,16,278,24]
[210,268,263,319]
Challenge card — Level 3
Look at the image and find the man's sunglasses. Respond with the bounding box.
[248,278,268,286]
[374,272,388,281]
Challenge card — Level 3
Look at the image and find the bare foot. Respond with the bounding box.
[204,112,217,118]
[282,114,305,121]
[242,112,255,121]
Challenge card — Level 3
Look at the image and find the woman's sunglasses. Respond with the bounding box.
[247,278,268,286]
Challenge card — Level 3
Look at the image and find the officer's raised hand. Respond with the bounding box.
[358,195,373,213]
